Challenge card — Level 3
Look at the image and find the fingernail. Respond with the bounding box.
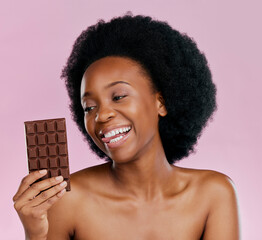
[39,169,47,174]
[55,176,63,181]
[60,181,67,187]
[57,188,66,197]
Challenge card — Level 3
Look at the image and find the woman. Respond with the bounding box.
[13,13,241,239]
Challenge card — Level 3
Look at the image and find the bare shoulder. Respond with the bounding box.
[198,168,236,191]
[197,168,239,204]
[191,167,239,212]
[47,163,109,239]
[179,167,241,239]
[176,166,237,195]
[174,166,241,239]
[70,162,110,185]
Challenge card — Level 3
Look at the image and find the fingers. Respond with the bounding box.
[13,170,48,203]
[14,175,65,210]
[28,180,67,208]
[23,188,67,219]
[38,188,67,212]
[12,187,67,236]
[12,170,69,238]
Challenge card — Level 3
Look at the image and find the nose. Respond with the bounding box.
[95,103,116,123]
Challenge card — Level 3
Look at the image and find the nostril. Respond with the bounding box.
[95,108,116,123]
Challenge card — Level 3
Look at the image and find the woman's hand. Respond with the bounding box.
[13,170,67,240]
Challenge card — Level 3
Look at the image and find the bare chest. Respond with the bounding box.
[73,194,207,240]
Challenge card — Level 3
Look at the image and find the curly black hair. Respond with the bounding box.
[61,12,217,165]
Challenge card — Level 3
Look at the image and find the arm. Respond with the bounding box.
[202,173,241,240]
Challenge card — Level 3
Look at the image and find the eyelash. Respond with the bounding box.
[113,95,127,101]
[84,106,95,113]
[84,95,127,113]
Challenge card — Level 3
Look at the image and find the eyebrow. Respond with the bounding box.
[81,80,131,99]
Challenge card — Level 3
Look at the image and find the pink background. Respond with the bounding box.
[1,0,261,239]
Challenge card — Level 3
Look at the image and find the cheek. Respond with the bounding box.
[84,116,104,148]
[84,116,89,133]
[84,115,94,137]
[126,96,158,133]
[141,97,159,132]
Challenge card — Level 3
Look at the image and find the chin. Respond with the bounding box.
[108,152,134,164]
[106,146,138,164]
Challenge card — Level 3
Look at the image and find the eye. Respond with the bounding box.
[113,95,127,101]
[84,106,95,113]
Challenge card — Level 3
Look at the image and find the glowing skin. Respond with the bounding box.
[80,56,167,166]
[13,56,240,240]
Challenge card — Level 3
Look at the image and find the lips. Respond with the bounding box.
[101,128,131,143]
[98,125,131,139]
[104,128,132,149]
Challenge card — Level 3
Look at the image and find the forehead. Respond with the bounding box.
[81,56,152,92]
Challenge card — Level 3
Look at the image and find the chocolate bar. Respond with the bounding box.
[24,118,71,191]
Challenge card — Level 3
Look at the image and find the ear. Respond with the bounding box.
[156,92,167,117]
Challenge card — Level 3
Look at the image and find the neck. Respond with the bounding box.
[108,141,176,202]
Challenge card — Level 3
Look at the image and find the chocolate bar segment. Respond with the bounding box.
[24,118,71,191]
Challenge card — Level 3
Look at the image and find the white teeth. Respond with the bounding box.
[104,126,131,138]
[109,135,123,143]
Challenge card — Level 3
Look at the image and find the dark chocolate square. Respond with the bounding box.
[46,121,55,132]
[39,158,49,168]
[49,157,58,168]
[27,135,36,146]
[36,122,45,133]
[37,135,46,145]
[47,133,56,144]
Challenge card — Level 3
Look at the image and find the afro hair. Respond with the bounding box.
[61,12,217,165]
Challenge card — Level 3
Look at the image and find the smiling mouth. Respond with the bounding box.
[101,127,132,143]
[102,127,132,149]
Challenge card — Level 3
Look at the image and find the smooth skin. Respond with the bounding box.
[13,56,241,239]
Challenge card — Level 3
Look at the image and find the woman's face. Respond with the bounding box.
[80,56,166,162]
